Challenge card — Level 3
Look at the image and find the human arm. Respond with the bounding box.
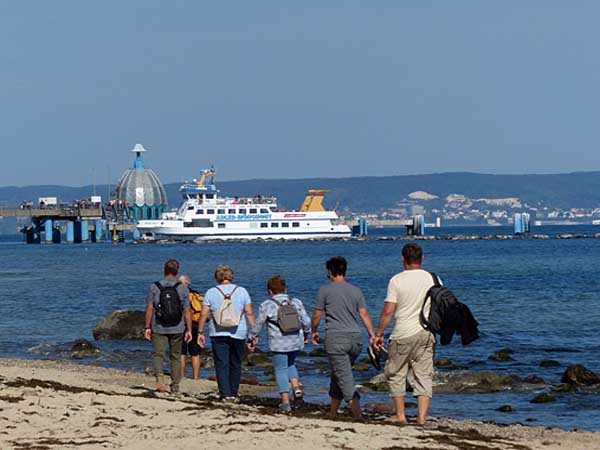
[144,302,154,341]
[311,308,323,345]
[183,309,192,343]
[181,286,192,343]
[358,308,376,344]
[298,301,312,342]
[196,305,211,348]
[248,302,267,342]
[374,302,397,349]
[144,285,155,340]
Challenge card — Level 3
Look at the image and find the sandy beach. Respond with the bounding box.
[0,358,598,450]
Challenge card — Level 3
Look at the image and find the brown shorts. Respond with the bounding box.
[384,329,435,398]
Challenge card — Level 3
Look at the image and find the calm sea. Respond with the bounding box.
[1,225,599,430]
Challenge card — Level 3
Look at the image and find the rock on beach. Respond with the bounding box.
[93,310,146,340]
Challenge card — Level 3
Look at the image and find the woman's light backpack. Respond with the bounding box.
[214,286,241,327]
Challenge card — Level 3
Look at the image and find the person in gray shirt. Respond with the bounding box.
[311,256,376,420]
[144,259,192,394]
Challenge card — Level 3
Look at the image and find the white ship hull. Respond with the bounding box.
[136,174,351,241]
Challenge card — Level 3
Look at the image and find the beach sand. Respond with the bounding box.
[1,358,598,450]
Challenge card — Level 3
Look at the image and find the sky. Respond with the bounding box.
[1,1,600,186]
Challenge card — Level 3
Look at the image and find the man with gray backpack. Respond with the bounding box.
[248,275,311,412]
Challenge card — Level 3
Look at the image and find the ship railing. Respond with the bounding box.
[215,196,277,205]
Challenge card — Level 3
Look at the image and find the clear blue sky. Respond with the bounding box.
[1,2,599,186]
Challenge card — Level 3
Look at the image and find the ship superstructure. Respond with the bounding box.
[136,169,351,241]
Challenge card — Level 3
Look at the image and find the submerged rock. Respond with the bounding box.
[524,375,545,384]
[489,348,515,362]
[530,393,556,403]
[560,365,600,386]
[434,359,453,367]
[434,370,539,394]
[93,310,146,340]
[496,405,514,413]
[539,360,561,368]
[70,340,101,359]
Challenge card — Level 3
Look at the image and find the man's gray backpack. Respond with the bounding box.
[271,297,301,333]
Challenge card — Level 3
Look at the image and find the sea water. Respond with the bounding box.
[0,226,599,431]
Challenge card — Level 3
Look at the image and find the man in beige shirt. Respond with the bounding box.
[374,243,437,425]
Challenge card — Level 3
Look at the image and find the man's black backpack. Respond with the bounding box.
[270,297,301,333]
[154,281,183,327]
[420,273,479,346]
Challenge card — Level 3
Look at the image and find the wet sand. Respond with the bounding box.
[1,358,599,450]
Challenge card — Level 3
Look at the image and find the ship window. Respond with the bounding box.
[292,222,300,228]
[187,206,194,210]
[184,219,212,228]
[271,222,279,228]
[281,222,289,228]
[260,208,269,214]
[196,210,204,215]
[206,209,215,214]
[206,194,214,199]
[238,208,246,214]
[250,222,258,229]
[218,223,226,229]
[217,209,225,214]
[249,208,258,214]
[260,223,268,228]
[228,209,236,214]
[269,207,276,212]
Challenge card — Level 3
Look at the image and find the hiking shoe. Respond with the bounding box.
[368,345,388,371]
[222,396,239,404]
[293,386,304,401]
[170,385,181,396]
[278,402,292,413]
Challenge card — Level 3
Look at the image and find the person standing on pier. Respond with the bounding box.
[373,243,437,426]
[144,259,192,394]
[311,256,376,420]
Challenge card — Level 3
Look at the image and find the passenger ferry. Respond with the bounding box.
[136,169,351,241]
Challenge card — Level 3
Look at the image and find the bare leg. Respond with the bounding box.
[191,355,201,380]
[390,396,407,423]
[290,377,299,388]
[281,392,291,404]
[349,397,363,420]
[417,396,431,425]
[330,397,341,417]
[180,356,187,380]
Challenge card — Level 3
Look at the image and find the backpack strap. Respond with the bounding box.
[216,285,238,299]
[154,281,181,290]
[429,272,442,287]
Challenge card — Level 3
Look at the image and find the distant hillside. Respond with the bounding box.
[1,172,600,213]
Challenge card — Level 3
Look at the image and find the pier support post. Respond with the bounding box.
[52,225,61,244]
[359,218,368,236]
[25,225,41,244]
[514,213,531,235]
[81,220,89,242]
[44,219,53,243]
[95,220,104,242]
[66,221,75,243]
[133,227,141,240]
